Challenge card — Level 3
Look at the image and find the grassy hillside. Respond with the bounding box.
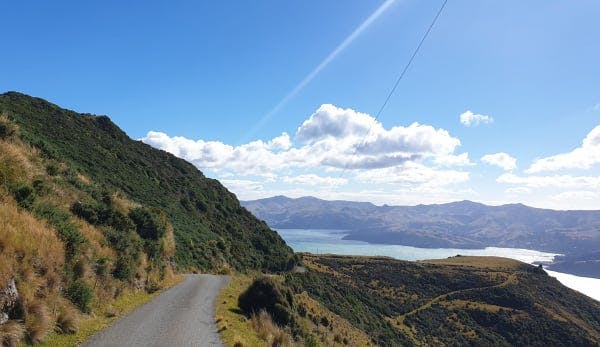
[0,113,181,345]
[0,92,294,272]
[283,254,600,346]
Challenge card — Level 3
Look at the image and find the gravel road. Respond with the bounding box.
[83,274,230,347]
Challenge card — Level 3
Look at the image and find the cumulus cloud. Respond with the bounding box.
[481,152,517,171]
[142,104,467,174]
[497,173,600,189]
[295,104,462,169]
[141,104,475,203]
[526,125,600,173]
[459,110,493,127]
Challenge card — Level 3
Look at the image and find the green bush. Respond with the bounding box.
[66,279,93,313]
[33,201,85,258]
[71,199,102,225]
[129,207,167,240]
[0,115,17,139]
[238,276,295,326]
[11,182,35,208]
[102,227,143,281]
[113,255,137,281]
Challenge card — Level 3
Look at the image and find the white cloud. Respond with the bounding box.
[497,173,600,189]
[505,187,532,195]
[459,110,493,127]
[142,104,467,174]
[282,174,347,187]
[551,190,598,201]
[355,162,469,187]
[526,125,600,173]
[295,104,462,169]
[433,153,473,167]
[481,152,517,171]
[220,179,264,194]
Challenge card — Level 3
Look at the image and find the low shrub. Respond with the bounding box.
[0,114,18,140]
[66,280,93,313]
[11,182,35,208]
[238,276,295,326]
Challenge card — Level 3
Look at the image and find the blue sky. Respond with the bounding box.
[2,0,600,209]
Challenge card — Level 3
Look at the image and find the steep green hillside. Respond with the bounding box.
[1,112,181,345]
[0,92,294,272]
[284,255,600,346]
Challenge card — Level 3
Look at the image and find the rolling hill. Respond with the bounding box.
[243,195,600,277]
[0,92,295,273]
[283,254,600,346]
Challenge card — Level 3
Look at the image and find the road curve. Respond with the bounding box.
[83,274,230,347]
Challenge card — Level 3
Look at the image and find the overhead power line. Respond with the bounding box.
[339,0,449,178]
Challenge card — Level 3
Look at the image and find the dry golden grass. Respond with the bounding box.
[0,122,181,346]
[24,301,53,344]
[161,223,176,259]
[250,310,292,346]
[0,320,26,347]
[0,141,36,192]
[0,200,65,290]
[55,303,81,334]
[109,192,140,215]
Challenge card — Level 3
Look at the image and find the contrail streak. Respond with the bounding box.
[240,0,398,143]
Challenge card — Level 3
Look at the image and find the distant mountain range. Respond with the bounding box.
[242,196,600,277]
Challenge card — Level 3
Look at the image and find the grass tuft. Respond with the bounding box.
[0,320,26,347]
[55,304,80,334]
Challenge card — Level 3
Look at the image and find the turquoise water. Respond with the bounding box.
[277,228,600,302]
[277,228,559,264]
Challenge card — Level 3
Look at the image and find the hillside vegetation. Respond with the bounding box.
[283,254,600,346]
[0,92,294,273]
[0,114,179,345]
[0,92,294,345]
[217,254,600,346]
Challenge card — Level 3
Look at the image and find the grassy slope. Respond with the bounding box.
[0,114,181,345]
[0,92,294,272]
[216,275,373,347]
[285,254,600,346]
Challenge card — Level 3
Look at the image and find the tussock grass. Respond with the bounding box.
[0,320,26,347]
[251,310,292,346]
[0,141,37,194]
[0,201,65,289]
[0,121,181,345]
[55,304,80,334]
[24,301,53,344]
